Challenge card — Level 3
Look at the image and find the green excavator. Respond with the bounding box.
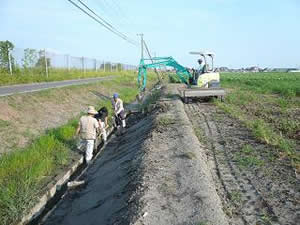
[137,52,225,103]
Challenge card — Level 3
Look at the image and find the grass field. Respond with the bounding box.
[221,72,300,97]
[0,72,157,225]
[217,72,300,170]
[0,68,135,86]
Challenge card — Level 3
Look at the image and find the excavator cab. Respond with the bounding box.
[190,51,220,88]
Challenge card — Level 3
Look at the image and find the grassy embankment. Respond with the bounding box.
[217,72,300,169]
[0,68,131,86]
[0,72,157,225]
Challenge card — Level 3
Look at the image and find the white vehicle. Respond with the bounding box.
[179,51,225,103]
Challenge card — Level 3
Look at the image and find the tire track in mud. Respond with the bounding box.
[185,102,280,225]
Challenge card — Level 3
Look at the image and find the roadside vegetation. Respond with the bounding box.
[0,69,133,86]
[0,72,157,225]
[0,40,135,86]
[217,72,300,170]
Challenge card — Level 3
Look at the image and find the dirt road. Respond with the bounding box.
[185,102,299,225]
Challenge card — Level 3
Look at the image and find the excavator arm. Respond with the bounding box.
[137,57,192,91]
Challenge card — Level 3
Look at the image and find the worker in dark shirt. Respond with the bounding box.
[94,106,109,142]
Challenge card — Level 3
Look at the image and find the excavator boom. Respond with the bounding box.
[137,57,191,91]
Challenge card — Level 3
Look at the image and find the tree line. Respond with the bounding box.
[0,40,52,73]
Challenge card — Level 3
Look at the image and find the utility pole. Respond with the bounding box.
[44,49,48,78]
[137,33,144,59]
[8,45,12,75]
[66,54,70,71]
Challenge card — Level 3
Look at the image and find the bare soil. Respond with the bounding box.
[185,101,300,225]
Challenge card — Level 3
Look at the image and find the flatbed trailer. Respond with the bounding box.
[179,87,225,103]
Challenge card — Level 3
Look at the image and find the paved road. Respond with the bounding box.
[0,76,117,97]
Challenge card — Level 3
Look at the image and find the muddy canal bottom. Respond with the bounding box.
[42,115,153,225]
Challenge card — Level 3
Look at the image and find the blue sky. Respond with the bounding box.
[0,0,299,68]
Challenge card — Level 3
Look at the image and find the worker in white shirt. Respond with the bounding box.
[112,93,126,128]
[76,106,99,163]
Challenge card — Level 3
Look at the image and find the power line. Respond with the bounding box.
[66,0,138,46]
[143,39,163,83]
[76,0,138,45]
[100,0,136,41]
[109,0,133,26]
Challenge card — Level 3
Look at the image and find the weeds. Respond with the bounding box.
[140,89,161,112]
[216,73,300,169]
[237,154,264,168]
[235,145,264,168]
[0,134,70,225]
[0,119,10,127]
[157,116,175,126]
[194,127,208,145]
[198,222,209,225]
[229,190,242,204]
[260,213,273,225]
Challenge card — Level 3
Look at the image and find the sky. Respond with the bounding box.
[0,0,300,68]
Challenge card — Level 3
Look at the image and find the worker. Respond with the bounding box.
[95,106,109,142]
[192,59,206,85]
[197,59,206,74]
[112,93,126,128]
[76,106,99,164]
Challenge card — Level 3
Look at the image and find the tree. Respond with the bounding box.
[0,40,15,71]
[117,63,123,71]
[35,50,51,68]
[105,62,112,71]
[22,48,38,69]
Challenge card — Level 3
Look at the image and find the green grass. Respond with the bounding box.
[221,72,300,97]
[140,89,162,112]
[197,222,208,225]
[0,68,136,86]
[0,126,73,225]
[217,72,300,169]
[235,145,264,168]
[0,72,158,225]
[229,190,242,204]
[157,115,175,126]
[193,126,208,145]
[0,119,10,127]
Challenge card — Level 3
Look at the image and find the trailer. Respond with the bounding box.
[179,87,225,103]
